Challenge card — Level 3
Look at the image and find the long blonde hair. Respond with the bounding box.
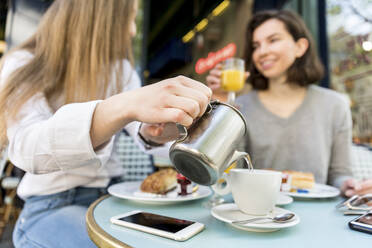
[0,0,136,149]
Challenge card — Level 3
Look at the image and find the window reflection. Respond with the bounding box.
[327,0,372,143]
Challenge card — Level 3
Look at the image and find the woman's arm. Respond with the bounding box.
[328,99,353,190]
[7,95,106,174]
[7,76,211,174]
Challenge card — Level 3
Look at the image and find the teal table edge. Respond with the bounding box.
[86,195,132,248]
[86,194,371,248]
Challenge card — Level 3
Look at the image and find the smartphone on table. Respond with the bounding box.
[349,211,372,234]
[110,210,205,241]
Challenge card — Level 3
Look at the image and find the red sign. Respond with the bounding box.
[195,43,236,74]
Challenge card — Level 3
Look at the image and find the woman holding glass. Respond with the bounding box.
[0,0,211,247]
[220,58,246,104]
[206,10,372,196]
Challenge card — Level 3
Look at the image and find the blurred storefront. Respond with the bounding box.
[142,0,253,84]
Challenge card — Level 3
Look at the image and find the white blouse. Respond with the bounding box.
[0,50,167,199]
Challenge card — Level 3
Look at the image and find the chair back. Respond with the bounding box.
[0,148,9,178]
[117,130,154,181]
[351,143,372,180]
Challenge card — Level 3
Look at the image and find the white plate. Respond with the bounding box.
[108,181,212,204]
[211,203,300,232]
[283,183,340,198]
[276,193,293,206]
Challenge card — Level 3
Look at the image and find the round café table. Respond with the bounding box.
[86,194,371,248]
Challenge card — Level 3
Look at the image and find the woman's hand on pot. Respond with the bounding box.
[126,75,212,127]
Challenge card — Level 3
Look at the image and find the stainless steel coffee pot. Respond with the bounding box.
[169,100,252,186]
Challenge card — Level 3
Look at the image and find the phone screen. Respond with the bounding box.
[119,212,195,233]
[355,213,372,225]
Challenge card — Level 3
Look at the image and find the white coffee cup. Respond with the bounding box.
[213,169,282,215]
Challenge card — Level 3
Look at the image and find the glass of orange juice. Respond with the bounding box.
[221,58,245,104]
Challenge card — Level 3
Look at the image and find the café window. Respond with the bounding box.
[327,0,372,143]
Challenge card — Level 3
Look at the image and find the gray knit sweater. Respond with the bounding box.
[236,85,352,188]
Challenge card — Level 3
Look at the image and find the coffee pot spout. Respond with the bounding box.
[224,151,253,173]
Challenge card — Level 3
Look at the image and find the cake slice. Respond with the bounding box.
[282,170,315,189]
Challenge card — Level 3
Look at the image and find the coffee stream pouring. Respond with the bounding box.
[169,100,253,186]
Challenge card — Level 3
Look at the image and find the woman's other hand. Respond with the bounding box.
[342,178,372,198]
[206,63,249,102]
[206,63,223,91]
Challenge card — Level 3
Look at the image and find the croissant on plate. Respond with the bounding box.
[140,168,178,194]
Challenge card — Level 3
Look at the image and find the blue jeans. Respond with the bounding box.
[13,183,117,248]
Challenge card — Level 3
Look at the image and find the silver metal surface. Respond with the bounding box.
[169,101,249,185]
[232,213,296,225]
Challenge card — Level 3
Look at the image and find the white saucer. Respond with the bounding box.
[276,193,293,206]
[108,181,212,205]
[283,183,340,198]
[211,203,300,232]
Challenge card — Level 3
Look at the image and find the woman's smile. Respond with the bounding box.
[259,59,276,71]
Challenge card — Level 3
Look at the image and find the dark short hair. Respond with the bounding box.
[244,10,324,90]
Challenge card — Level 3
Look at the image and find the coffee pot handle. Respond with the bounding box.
[176,124,188,142]
[175,103,214,142]
[212,174,230,195]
